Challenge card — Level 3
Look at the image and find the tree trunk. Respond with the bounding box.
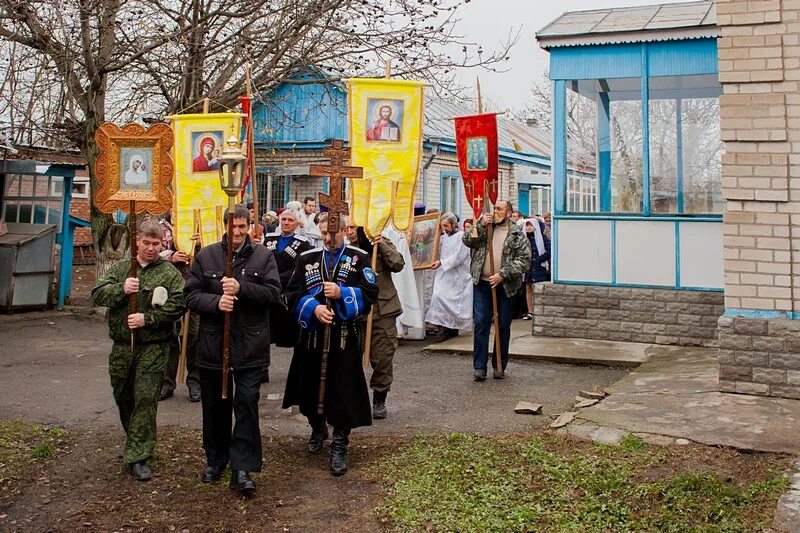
[83,111,125,279]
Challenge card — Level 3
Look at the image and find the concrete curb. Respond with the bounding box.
[772,460,800,533]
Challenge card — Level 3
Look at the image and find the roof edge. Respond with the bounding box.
[537,26,719,49]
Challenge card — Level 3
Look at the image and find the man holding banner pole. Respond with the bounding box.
[463,199,530,380]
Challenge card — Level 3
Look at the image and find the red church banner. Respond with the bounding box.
[454,113,499,219]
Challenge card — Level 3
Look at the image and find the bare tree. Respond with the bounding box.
[0,0,515,271]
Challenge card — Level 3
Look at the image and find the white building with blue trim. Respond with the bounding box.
[533,1,726,347]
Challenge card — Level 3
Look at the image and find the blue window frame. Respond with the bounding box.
[440,170,462,218]
[551,38,723,219]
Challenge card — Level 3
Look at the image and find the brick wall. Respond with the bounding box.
[716,0,800,398]
[533,284,724,347]
[718,316,800,398]
[717,0,800,313]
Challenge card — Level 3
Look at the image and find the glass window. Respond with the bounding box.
[648,95,678,213]
[682,98,723,214]
[440,174,460,215]
[610,95,643,213]
[269,175,288,211]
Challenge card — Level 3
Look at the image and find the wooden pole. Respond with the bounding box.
[362,243,379,367]
[477,77,483,115]
[318,296,333,415]
[476,83,502,376]
[177,208,202,385]
[129,200,138,351]
[359,61,392,365]
[221,198,235,399]
[202,98,210,114]
[245,67,261,242]
[216,205,224,241]
[486,217,504,377]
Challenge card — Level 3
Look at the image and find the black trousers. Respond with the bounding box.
[199,366,266,472]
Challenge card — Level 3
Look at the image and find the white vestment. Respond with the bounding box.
[425,230,473,331]
[383,224,423,332]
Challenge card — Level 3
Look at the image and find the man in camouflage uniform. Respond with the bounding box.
[92,219,185,481]
[347,224,404,419]
[463,200,531,380]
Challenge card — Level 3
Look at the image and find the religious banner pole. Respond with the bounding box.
[309,139,364,414]
[485,193,504,378]
[362,62,393,367]
[241,67,261,242]
[477,77,503,377]
[216,132,247,400]
[129,200,138,351]
[177,208,202,385]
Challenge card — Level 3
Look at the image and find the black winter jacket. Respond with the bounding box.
[184,236,281,370]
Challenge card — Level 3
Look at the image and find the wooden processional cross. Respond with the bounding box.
[309,139,363,232]
[308,139,363,415]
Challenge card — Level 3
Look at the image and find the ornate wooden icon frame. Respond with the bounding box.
[409,211,442,270]
[93,122,174,214]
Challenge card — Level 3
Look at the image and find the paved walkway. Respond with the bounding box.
[424,325,800,454]
[559,344,800,454]
[425,321,650,367]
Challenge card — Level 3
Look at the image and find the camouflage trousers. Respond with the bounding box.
[368,315,398,394]
[109,342,169,464]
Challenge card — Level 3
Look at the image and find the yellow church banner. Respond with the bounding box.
[347,78,424,237]
[171,112,243,252]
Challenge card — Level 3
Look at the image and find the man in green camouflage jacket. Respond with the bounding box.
[462,200,531,381]
[92,218,185,481]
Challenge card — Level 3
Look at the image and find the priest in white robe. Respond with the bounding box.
[425,212,473,337]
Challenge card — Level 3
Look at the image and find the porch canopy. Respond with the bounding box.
[536,0,724,290]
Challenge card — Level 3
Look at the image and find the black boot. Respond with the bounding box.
[307,420,329,453]
[329,427,350,476]
[229,470,256,496]
[372,390,387,420]
[202,464,224,483]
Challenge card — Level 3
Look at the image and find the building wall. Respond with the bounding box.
[533,283,724,347]
[717,0,800,313]
[256,146,528,225]
[3,147,92,248]
[716,0,800,396]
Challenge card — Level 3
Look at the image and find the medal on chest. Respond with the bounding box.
[305,261,322,289]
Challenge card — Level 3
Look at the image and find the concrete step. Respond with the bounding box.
[424,320,651,367]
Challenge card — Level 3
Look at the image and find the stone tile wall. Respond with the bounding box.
[718,316,800,398]
[532,283,724,347]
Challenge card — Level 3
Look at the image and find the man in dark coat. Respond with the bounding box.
[262,209,312,374]
[282,213,378,476]
[92,218,185,481]
[184,204,281,496]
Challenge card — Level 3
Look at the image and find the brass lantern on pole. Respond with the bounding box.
[216,131,246,400]
[217,133,246,198]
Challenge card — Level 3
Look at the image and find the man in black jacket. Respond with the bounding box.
[184,204,281,496]
[282,213,378,476]
[263,209,312,352]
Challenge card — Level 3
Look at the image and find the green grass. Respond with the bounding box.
[373,434,789,533]
[0,419,68,489]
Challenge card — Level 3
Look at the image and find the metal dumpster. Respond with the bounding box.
[0,223,56,311]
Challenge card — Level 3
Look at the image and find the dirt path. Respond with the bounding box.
[0,312,628,532]
[3,426,392,532]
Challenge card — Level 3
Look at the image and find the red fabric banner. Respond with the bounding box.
[454,113,499,220]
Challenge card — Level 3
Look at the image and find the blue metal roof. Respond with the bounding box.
[253,77,564,168]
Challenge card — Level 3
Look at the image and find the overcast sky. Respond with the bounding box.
[451,0,689,112]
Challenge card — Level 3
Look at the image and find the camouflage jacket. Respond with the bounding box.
[462,219,532,297]
[92,257,185,345]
